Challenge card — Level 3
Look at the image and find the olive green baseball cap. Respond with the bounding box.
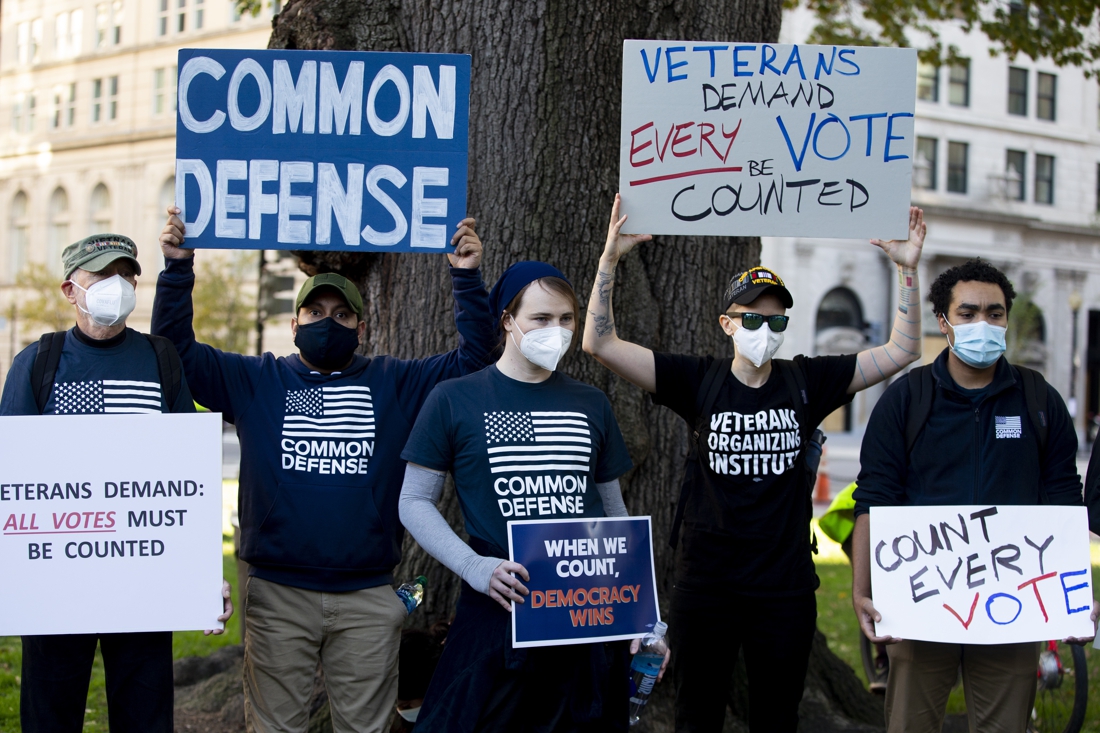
[295,273,364,318]
[63,234,142,280]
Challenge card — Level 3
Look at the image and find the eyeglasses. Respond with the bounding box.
[727,312,789,332]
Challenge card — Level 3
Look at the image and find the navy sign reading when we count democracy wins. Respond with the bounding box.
[174,48,470,252]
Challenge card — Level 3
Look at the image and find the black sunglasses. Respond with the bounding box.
[727,312,789,332]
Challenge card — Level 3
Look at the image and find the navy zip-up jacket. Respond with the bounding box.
[854,349,1081,516]
[152,257,495,591]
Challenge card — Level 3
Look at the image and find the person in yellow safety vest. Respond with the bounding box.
[818,482,889,693]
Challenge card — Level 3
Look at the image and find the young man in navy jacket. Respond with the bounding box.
[852,259,1096,733]
[154,207,495,733]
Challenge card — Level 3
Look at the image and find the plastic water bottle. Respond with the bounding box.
[628,621,668,726]
[396,575,428,615]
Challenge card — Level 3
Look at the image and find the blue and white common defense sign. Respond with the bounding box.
[174,48,470,252]
[508,517,661,648]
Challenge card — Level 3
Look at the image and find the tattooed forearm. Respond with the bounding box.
[596,270,614,306]
[588,311,615,337]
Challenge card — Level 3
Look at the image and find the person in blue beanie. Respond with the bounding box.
[399,261,655,732]
[154,207,495,733]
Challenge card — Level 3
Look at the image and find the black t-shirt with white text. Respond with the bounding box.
[654,353,856,596]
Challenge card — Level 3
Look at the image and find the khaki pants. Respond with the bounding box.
[243,576,407,733]
[885,640,1040,733]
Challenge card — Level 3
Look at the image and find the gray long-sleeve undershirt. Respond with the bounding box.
[398,463,628,595]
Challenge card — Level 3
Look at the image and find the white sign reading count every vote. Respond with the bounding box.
[0,413,224,635]
[870,505,1094,645]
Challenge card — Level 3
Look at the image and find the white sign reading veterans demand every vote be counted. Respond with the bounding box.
[870,505,1094,645]
[174,48,470,253]
[0,413,224,636]
[618,42,917,240]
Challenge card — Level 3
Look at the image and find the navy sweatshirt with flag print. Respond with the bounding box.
[152,257,495,592]
[1,327,195,416]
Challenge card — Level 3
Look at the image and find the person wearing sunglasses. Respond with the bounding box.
[582,194,927,733]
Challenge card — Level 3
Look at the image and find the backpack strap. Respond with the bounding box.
[31,331,67,414]
[775,359,809,442]
[905,365,935,455]
[146,334,183,412]
[1014,365,1049,457]
[669,357,731,549]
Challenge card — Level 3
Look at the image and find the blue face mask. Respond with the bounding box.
[294,317,360,370]
[945,317,1006,369]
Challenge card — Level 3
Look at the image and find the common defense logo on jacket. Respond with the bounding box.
[995,415,1022,439]
[485,410,592,518]
[280,386,375,474]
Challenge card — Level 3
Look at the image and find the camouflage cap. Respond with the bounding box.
[63,234,141,281]
[295,273,364,319]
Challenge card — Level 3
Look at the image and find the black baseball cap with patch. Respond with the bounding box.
[63,234,141,280]
[722,266,794,311]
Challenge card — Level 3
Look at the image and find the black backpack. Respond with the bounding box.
[30,331,184,415]
[903,362,1050,499]
[669,357,825,549]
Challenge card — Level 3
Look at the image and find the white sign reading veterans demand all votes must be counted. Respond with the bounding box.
[0,413,224,636]
[870,506,1094,645]
[618,42,916,240]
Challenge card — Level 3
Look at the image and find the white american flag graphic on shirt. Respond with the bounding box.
[52,380,162,414]
[483,411,592,474]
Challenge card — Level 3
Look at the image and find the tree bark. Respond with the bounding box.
[269,1,883,730]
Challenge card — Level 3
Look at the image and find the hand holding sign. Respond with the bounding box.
[160,207,194,260]
[602,194,653,265]
[446,217,482,269]
[870,205,925,270]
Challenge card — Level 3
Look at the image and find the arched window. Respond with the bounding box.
[48,187,70,273]
[815,287,864,332]
[9,191,29,280]
[89,182,111,234]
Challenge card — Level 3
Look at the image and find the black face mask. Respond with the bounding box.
[294,317,361,370]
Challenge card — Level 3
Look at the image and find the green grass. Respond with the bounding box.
[0,544,241,732]
[813,522,1100,728]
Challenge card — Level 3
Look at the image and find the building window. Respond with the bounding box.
[1096,163,1100,212]
[158,0,169,35]
[48,188,70,272]
[947,141,968,193]
[65,83,76,126]
[1008,67,1027,116]
[195,0,204,29]
[51,84,76,128]
[18,19,43,65]
[153,66,177,115]
[55,10,83,59]
[92,76,118,122]
[90,184,112,234]
[177,0,187,33]
[95,2,122,47]
[914,137,937,190]
[12,96,23,133]
[1005,150,1026,201]
[1034,154,1054,204]
[9,192,30,281]
[1037,72,1056,121]
[231,0,241,23]
[917,62,938,102]
[15,94,38,134]
[948,61,970,106]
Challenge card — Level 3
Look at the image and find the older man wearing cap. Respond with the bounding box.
[581,195,927,733]
[0,234,233,733]
[153,208,495,733]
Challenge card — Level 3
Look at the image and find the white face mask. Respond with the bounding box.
[397,707,420,723]
[509,317,573,372]
[732,322,784,368]
[70,274,137,327]
[945,317,1007,369]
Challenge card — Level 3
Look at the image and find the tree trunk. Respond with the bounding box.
[269,1,884,730]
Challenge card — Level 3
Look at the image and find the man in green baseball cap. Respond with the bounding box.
[1,233,233,733]
[154,206,496,732]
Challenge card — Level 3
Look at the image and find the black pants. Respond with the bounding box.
[669,589,817,733]
[21,632,174,733]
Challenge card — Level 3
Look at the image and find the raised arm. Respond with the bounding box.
[153,207,264,422]
[582,194,657,393]
[848,206,927,394]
